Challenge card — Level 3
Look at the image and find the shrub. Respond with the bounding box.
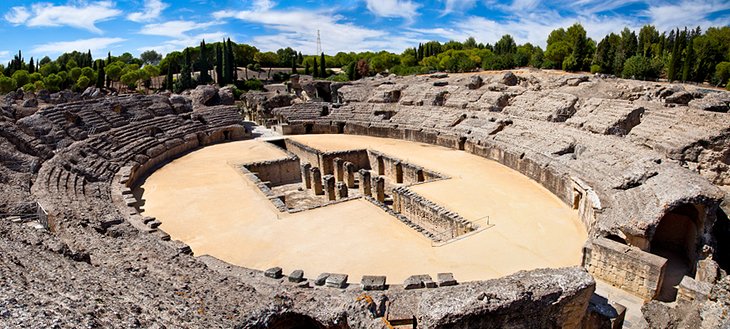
[590,65,601,74]
[622,55,659,80]
[235,79,264,91]
[0,76,17,93]
[22,83,36,93]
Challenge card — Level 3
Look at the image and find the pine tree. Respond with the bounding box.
[215,44,223,86]
[199,40,211,84]
[166,61,174,91]
[313,58,319,78]
[320,52,326,78]
[96,60,105,89]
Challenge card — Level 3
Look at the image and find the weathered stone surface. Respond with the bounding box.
[288,270,304,283]
[404,274,436,289]
[218,86,236,105]
[689,92,730,112]
[264,267,283,279]
[467,75,483,90]
[501,72,518,86]
[437,272,457,287]
[325,273,348,288]
[503,91,578,122]
[22,98,38,108]
[190,85,219,108]
[314,272,331,286]
[361,275,386,290]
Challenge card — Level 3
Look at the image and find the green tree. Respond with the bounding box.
[106,63,123,90]
[140,50,163,65]
[622,55,660,80]
[76,76,91,90]
[180,48,193,89]
[681,36,694,81]
[11,70,30,87]
[70,67,82,81]
[714,62,730,86]
[198,40,211,84]
[166,62,174,91]
[143,64,160,89]
[96,60,106,89]
[215,44,224,85]
[0,76,17,93]
[43,73,62,92]
[320,52,327,77]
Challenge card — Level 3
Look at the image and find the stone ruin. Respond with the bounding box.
[0,71,728,327]
[245,70,730,327]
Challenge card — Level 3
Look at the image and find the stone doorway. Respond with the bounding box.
[651,204,700,301]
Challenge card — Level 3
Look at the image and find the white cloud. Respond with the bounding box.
[645,0,730,33]
[138,32,228,55]
[0,50,10,65]
[32,38,126,56]
[365,0,421,20]
[442,0,477,15]
[4,1,121,34]
[213,7,416,54]
[127,0,169,22]
[139,20,217,38]
[4,7,30,25]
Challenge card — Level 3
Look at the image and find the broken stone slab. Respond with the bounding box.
[147,220,161,229]
[325,273,348,288]
[437,272,457,287]
[289,270,304,283]
[404,274,436,289]
[433,81,449,87]
[264,267,283,279]
[361,275,387,291]
[314,273,331,286]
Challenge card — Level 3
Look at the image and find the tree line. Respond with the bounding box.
[1,23,729,95]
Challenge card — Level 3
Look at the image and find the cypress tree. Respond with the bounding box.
[166,61,174,91]
[28,57,34,74]
[181,48,192,89]
[199,40,211,84]
[313,58,319,78]
[221,40,229,84]
[215,44,223,86]
[681,36,694,82]
[225,38,235,83]
[320,52,326,78]
[668,28,680,81]
[304,62,310,75]
[291,57,297,74]
[107,52,112,65]
[96,60,105,89]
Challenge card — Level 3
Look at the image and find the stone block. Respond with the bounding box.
[678,276,712,302]
[325,273,348,288]
[336,181,348,199]
[372,176,385,203]
[323,175,336,201]
[437,273,457,287]
[333,157,345,181]
[314,273,330,286]
[264,267,283,279]
[404,274,436,289]
[289,270,304,283]
[344,162,356,188]
[358,169,372,196]
[361,275,387,291]
[310,167,323,195]
[301,163,312,189]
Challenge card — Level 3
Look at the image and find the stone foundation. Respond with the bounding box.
[392,186,477,241]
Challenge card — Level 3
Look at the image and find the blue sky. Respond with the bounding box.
[0,0,728,64]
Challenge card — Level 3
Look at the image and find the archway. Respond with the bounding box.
[651,204,700,301]
[264,312,325,329]
[713,208,730,271]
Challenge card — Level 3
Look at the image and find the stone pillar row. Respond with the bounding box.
[302,164,386,203]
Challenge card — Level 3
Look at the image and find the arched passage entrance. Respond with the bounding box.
[651,204,701,301]
[264,312,325,329]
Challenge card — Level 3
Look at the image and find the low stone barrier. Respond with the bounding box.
[392,186,477,241]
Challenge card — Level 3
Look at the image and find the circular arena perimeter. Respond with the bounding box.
[140,134,587,283]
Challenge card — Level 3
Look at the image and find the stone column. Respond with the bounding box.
[301,163,312,189]
[372,176,385,203]
[415,168,425,182]
[394,161,403,183]
[344,162,356,188]
[336,182,348,199]
[323,175,336,201]
[358,169,371,196]
[333,157,345,181]
[310,167,323,195]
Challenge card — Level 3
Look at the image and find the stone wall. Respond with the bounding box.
[392,186,477,241]
[583,237,667,300]
[367,149,445,190]
[319,149,370,176]
[284,139,321,168]
[242,157,301,187]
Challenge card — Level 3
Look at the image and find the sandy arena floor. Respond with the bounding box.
[140,135,587,283]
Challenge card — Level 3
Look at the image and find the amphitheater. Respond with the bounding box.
[1,70,729,328]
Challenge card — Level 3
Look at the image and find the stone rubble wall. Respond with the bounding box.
[242,157,301,187]
[583,237,667,300]
[392,186,477,241]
